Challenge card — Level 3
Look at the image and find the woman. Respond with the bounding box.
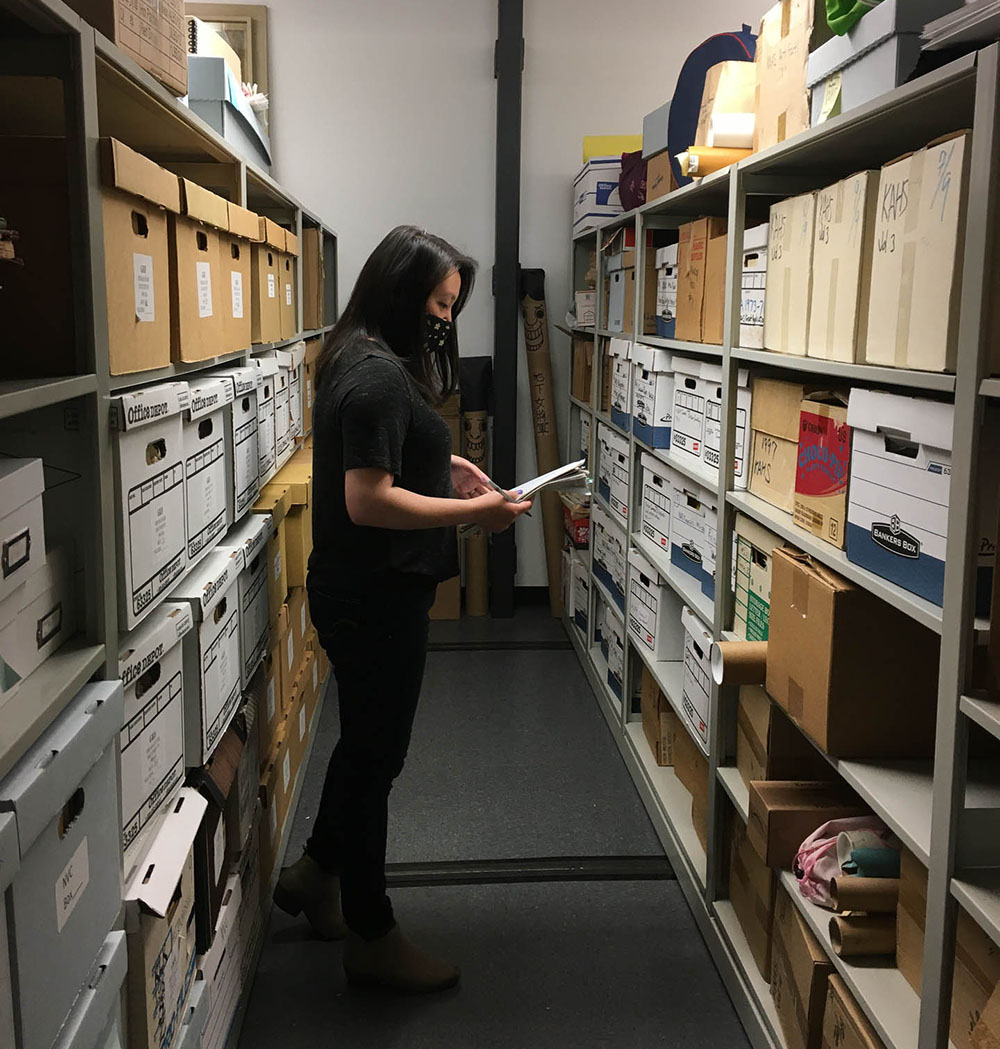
[273,226,531,993]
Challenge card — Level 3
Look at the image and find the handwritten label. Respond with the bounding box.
[299,704,307,742]
[133,253,155,322]
[231,271,244,319]
[268,273,276,299]
[285,283,292,307]
[56,838,89,933]
[282,750,291,792]
[196,262,213,318]
[876,174,909,255]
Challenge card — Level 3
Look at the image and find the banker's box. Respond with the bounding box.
[627,547,683,663]
[223,201,259,354]
[763,192,816,356]
[739,224,768,349]
[252,354,279,484]
[700,364,750,489]
[212,366,262,519]
[251,217,285,344]
[0,683,123,1049]
[608,338,632,430]
[655,245,678,339]
[729,814,776,982]
[302,338,321,435]
[183,375,234,566]
[259,353,292,469]
[572,555,590,634]
[0,457,46,607]
[219,512,272,687]
[597,425,629,524]
[279,229,300,339]
[605,610,626,702]
[639,452,681,553]
[111,382,190,631]
[794,395,850,548]
[639,664,679,767]
[732,514,781,642]
[631,344,673,448]
[671,476,718,601]
[99,139,181,375]
[680,606,712,755]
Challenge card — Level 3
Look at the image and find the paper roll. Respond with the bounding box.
[829,914,896,957]
[710,641,767,686]
[709,112,755,149]
[832,877,900,914]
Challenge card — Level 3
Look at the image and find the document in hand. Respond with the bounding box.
[511,459,588,502]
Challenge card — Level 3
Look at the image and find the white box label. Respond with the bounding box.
[270,802,278,840]
[299,705,307,743]
[282,750,291,792]
[267,679,276,722]
[213,819,226,885]
[285,283,292,307]
[231,271,244,319]
[300,604,307,637]
[312,661,319,690]
[55,838,89,933]
[196,261,213,318]
[133,253,155,322]
[267,273,276,299]
[273,551,282,582]
[287,634,294,671]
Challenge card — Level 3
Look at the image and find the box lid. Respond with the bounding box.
[655,244,678,268]
[101,139,181,213]
[632,342,673,373]
[699,361,749,388]
[118,602,193,689]
[750,377,809,442]
[574,156,623,184]
[253,485,290,526]
[169,547,244,618]
[211,365,260,397]
[0,811,18,894]
[0,544,70,634]
[734,512,782,556]
[124,788,206,917]
[628,546,661,586]
[681,605,712,642]
[258,216,287,251]
[847,388,953,452]
[218,511,270,567]
[253,356,280,379]
[608,337,633,361]
[186,374,235,422]
[0,457,44,519]
[673,357,708,380]
[111,382,190,431]
[284,229,300,256]
[227,201,260,241]
[640,451,680,486]
[743,222,769,253]
[180,179,230,232]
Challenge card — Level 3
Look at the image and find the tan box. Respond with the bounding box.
[766,547,940,757]
[771,879,833,1049]
[430,576,461,620]
[259,725,292,886]
[972,983,1000,1049]
[268,448,314,589]
[672,719,708,799]
[99,139,181,375]
[645,149,676,203]
[302,338,321,436]
[169,179,229,362]
[793,395,850,548]
[702,227,728,345]
[822,975,886,1049]
[807,171,879,364]
[307,626,331,684]
[285,671,308,783]
[249,650,283,775]
[287,586,309,667]
[572,336,594,403]
[695,60,757,148]
[729,813,777,982]
[640,665,679,767]
[278,228,299,339]
[763,192,816,355]
[251,217,285,344]
[676,217,727,343]
[252,486,289,624]
[302,228,325,330]
[222,201,259,355]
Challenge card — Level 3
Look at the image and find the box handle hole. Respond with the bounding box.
[197,231,209,251]
[214,596,227,623]
[242,396,251,412]
[198,418,214,440]
[231,243,240,260]
[58,787,85,838]
[135,660,162,701]
[146,438,167,466]
[131,211,149,238]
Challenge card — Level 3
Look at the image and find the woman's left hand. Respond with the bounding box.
[451,455,490,498]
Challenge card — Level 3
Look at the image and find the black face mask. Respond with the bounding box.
[422,313,453,354]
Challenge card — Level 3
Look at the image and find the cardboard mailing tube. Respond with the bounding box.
[460,355,492,619]
[829,914,897,957]
[831,877,900,914]
[710,641,767,686]
[677,146,752,177]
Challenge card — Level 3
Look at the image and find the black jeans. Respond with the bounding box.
[305,578,435,940]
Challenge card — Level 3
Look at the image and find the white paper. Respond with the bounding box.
[267,273,276,299]
[287,633,294,671]
[266,678,276,722]
[197,261,213,318]
[55,838,89,933]
[231,271,244,319]
[213,819,226,885]
[300,604,307,636]
[299,704,306,743]
[133,253,155,322]
[282,750,291,793]
[273,551,282,582]
[312,661,319,690]
[511,460,587,502]
[285,283,292,307]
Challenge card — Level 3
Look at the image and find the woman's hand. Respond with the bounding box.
[468,491,534,533]
[451,455,490,498]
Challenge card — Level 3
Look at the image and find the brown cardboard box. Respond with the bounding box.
[252,486,289,623]
[99,139,181,375]
[793,395,851,547]
[307,626,331,684]
[302,227,325,330]
[640,665,679,767]
[763,192,817,355]
[248,652,283,775]
[730,813,777,981]
[259,725,292,886]
[572,337,594,403]
[748,377,822,512]
[286,671,308,783]
[268,448,314,589]
[737,684,831,791]
[676,218,727,343]
[696,60,757,148]
[771,878,833,1049]
[252,217,285,344]
[703,228,728,345]
[302,338,321,436]
[287,586,310,665]
[821,975,886,1049]
[279,229,299,339]
[765,548,940,757]
[673,720,708,799]
[168,179,229,362]
[223,201,259,355]
[646,149,676,203]
[600,340,613,413]
[747,780,866,869]
[971,984,1000,1049]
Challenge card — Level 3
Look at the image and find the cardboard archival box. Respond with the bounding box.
[608,337,632,430]
[771,878,833,1049]
[676,218,727,344]
[287,658,315,777]
[279,228,300,339]
[807,171,879,363]
[671,357,708,467]
[699,363,750,491]
[236,812,263,982]
[259,726,293,885]
[671,475,718,602]
[639,452,681,552]
[794,394,850,548]
[575,290,597,327]
[605,254,629,334]
[733,515,781,642]
[0,544,75,704]
[0,458,45,606]
[573,156,623,233]
[864,133,971,373]
[252,355,280,484]
[822,975,887,1049]
[302,227,325,330]
[606,610,626,701]
[737,684,830,791]
[740,224,769,349]
[183,375,234,565]
[251,217,285,344]
[573,555,590,634]
[702,225,729,346]
[259,352,292,467]
[286,586,310,675]
[99,139,181,374]
[198,871,242,1049]
[627,547,682,662]
[111,382,190,631]
[681,606,713,754]
[640,664,679,767]
[266,445,314,589]
[572,336,594,404]
[252,486,289,626]
[170,546,245,766]
[764,192,816,355]
[766,547,941,757]
[729,813,777,982]
[118,602,192,856]
[212,365,261,519]
[218,512,271,687]
[248,652,283,774]
[169,179,229,363]
[125,788,207,1049]
[643,99,671,158]
[695,60,757,148]
[673,716,709,849]
[598,425,630,524]
[632,344,674,449]
[303,339,321,436]
[222,201,259,355]
[646,149,676,203]
[307,625,330,685]
[749,377,823,513]
[655,244,678,340]
[972,984,1000,1049]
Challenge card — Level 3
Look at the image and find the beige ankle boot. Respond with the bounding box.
[273,854,348,940]
[344,926,460,993]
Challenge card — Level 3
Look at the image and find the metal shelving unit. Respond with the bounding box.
[562,45,1000,1049]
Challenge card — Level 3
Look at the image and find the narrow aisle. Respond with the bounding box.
[239,610,750,1049]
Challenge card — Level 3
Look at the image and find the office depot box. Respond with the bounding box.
[222,201,258,354]
[672,477,718,600]
[573,555,590,634]
[169,179,228,363]
[302,227,325,330]
[766,546,941,757]
[729,815,777,982]
[119,602,192,855]
[183,375,234,565]
[99,139,181,374]
[219,512,271,686]
[49,931,127,1049]
[573,156,623,234]
[676,218,727,344]
[275,342,306,446]
[733,514,781,642]
[252,355,279,483]
[795,395,851,547]
[171,547,245,765]
[302,338,321,436]
[258,353,292,468]
[807,172,878,363]
[111,382,189,630]
[279,230,299,339]
[251,217,285,343]
[864,133,970,373]
[252,486,288,624]
[700,364,751,488]
[628,548,683,662]
[646,149,676,204]
[681,606,712,754]
[212,365,261,520]
[268,449,314,588]
[597,425,629,524]
[0,457,45,604]
[575,290,597,328]
[125,788,205,1049]
[771,879,833,1049]
[639,453,681,552]
[606,255,629,334]
[655,244,678,339]
[0,682,123,1049]
[822,976,887,1049]
[739,223,769,349]
[632,344,673,448]
[572,336,594,403]
[608,338,632,429]
[640,665,679,766]
[606,608,626,702]
[764,192,816,355]
[199,872,243,1049]
[0,544,75,703]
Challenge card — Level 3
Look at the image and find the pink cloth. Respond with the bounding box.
[794,816,894,909]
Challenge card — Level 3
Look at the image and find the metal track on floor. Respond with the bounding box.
[427,638,573,652]
[385,855,674,886]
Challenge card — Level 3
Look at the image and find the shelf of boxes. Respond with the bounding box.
[635,335,724,358]
[632,533,715,634]
[633,435,723,501]
[593,492,626,534]
[627,635,704,755]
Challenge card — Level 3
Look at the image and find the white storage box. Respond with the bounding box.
[212,366,261,520]
[608,338,633,429]
[655,244,678,340]
[627,548,683,662]
[580,410,592,466]
[562,549,574,625]
[643,100,671,158]
[183,375,234,565]
[279,342,307,443]
[118,601,192,857]
[591,504,626,612]
[573,554,590,634]
[606,257,628,333]
[199,872,243,1049]
[218,513,271,686]
[681,606,712,754]
[170,547,245,765]
[639,452,682,553]
[175,977,210,1049]
[700,363,751,489]
[739,224,768,349]
[671,357,707,466]
[252,356,279,484]
[49,932,126,1049]
[1,681,124,1049]
[671,477,719,601]
[632,344,673,449]
[0,458,45,603]
[0,545,75,703]
[259,353,292,468]
[111,382,189,630]
[733,514,782,642]
[573,156,623,234]
[598,426,629,523]
[605,606,626,702]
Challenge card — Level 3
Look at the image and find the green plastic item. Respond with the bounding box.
[826,0,885,35]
